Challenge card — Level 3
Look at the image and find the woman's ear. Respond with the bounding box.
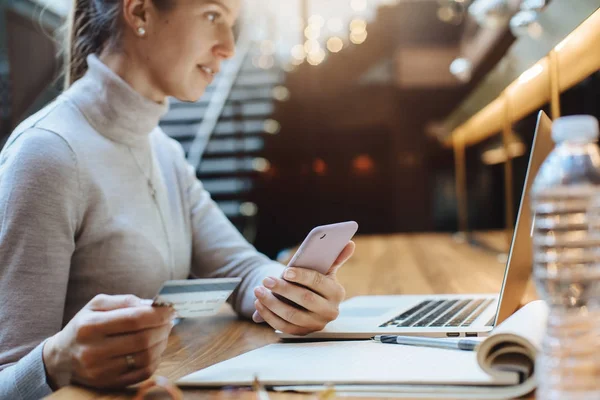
[122,0,150,35]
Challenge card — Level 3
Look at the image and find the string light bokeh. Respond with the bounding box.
[250,0,400,68]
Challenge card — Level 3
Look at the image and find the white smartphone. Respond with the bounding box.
[274,221,358,309]
[286,221,359,274]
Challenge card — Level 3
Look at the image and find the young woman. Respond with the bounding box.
[0,0,355,397]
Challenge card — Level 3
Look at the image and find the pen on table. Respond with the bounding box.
[252,375,271,400]
[371,335,481,351]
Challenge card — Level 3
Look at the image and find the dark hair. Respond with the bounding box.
[65,0,174,88]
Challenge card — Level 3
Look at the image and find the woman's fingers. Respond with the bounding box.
[86,294,142,312]
[252,311,265,323]
[254,300,313,336]
[254,287,327,332]
[328,241,356,275]
[116,337,169,374]
[80,305,176,337]
[262,277,338,321]
[281,267,345,303]
[251,241,354,333]
[83,338,169,382]
[101,322,174,358]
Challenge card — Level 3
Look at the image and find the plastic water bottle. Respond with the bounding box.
[531,115,600,400]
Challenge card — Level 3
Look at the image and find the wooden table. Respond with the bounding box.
[48,232,537,400]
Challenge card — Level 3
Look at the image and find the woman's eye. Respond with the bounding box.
[206,12,221,23]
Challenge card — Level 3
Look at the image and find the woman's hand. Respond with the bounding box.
[42,294,176,390]
[252,241,355,336]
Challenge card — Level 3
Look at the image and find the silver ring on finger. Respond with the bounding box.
[125,354,136,370]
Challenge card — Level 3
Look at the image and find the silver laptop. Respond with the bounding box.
[279,111,553,340]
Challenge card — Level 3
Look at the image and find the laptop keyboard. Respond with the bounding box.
[379,298,495,328]
[460,299,494,327]
[408,300,458,327]
[428,300,471,327]
[398,300,445,327]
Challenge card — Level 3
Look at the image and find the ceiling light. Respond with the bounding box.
[510,10,543,39]
[304,39,321,54]
[437,0,466,25]
[327,37,344,53]
[437,6,457,23]
[469,0,511,29]
[308,15,325,28]
[449,57,473,82]
[350,30,368,45]
[349,19,367,34]
[240,202,258,217]
[252,158,271,173]
[304,25,321,40]
[520,0,549,12]
[257,55,274,70]
[291,44,306,60]
[272,86,291,101]
[350,0,367,12]
[307,48,326,65]
[263,119,281,134]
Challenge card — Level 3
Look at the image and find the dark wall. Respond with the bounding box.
[253,86,399,257]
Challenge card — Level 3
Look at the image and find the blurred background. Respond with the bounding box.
[1,0,599,258]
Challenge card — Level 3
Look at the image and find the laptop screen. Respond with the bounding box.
[493,111,553,325]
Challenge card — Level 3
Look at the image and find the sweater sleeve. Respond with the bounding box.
[169,140,284,319]
[0,128,80,399]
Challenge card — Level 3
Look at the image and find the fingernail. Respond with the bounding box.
[140,299,154,306]
[285,269,296,280]
[254,286,265,297]
[263,277,275,288]
[254,313,265,323]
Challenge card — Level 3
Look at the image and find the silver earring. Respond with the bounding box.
[137,27,146,36]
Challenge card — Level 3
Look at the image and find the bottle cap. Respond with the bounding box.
[552,115,599,143]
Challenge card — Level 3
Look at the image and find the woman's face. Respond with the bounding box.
[136,0,240,102]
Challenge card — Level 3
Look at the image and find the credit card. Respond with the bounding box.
[152,277,242,318]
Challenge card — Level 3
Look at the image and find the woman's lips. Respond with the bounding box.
[199,65,216,75]
[198,65,217,83]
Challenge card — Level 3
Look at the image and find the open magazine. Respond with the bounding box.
[177,300,548,399]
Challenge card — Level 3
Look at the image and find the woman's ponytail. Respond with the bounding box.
[64,0,121,88]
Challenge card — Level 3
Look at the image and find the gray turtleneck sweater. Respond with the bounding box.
[0,55,284,399]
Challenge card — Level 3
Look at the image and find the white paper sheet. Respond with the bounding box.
[177,340,519,387]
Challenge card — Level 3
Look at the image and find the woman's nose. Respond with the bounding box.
[214,28,235,60]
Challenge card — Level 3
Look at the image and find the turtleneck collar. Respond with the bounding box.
[64,54,169,148]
